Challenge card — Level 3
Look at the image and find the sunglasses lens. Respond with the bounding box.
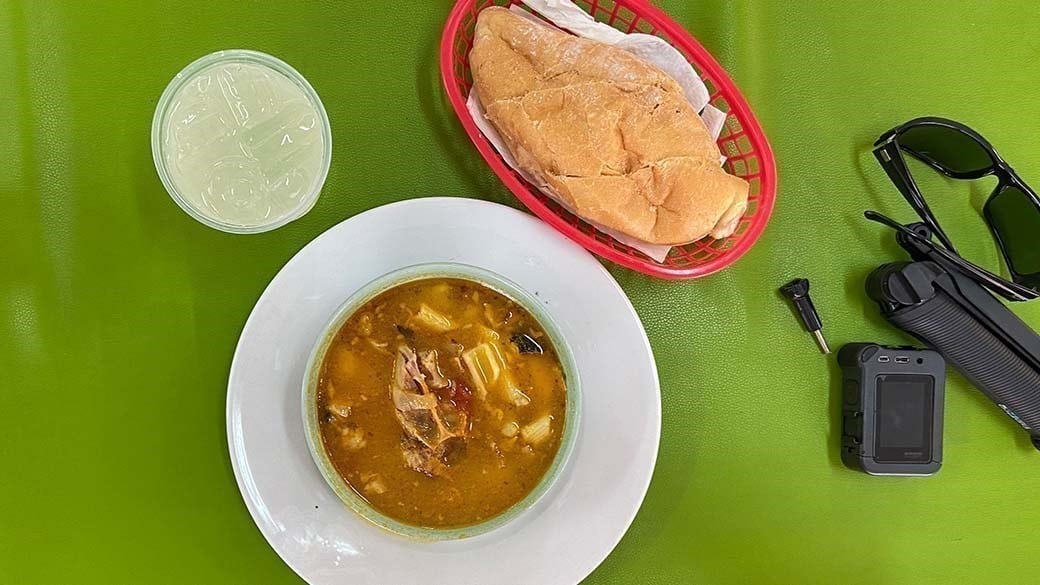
[987,186,1040,278]
[898,124,994,174]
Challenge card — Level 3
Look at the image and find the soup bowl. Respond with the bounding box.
[302,262,581,540]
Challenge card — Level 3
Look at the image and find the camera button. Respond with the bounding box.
[843,412,863,439]
[843,380,859,406]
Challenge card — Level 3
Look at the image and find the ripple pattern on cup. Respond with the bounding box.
[162,61,325,227]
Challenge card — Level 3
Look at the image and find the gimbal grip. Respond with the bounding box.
[886,288,1040,440]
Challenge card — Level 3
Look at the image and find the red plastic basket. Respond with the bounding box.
[440,0,777,279]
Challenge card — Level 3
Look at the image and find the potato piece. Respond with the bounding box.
[341,426,366,450]
[412,303,454,332]
[502,421,520,438]
[430,282,451,301]
[462,303,482,324]
[331,347,360,382]
[363,475,386,495]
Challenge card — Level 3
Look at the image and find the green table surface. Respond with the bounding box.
[4,1,1040,583]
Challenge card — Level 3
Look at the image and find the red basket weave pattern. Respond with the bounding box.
[440,0,777,279]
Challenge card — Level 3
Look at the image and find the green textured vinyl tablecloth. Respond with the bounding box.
[3,1,1040,584]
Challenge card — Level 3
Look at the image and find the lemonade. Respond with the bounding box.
[154,51,329,232]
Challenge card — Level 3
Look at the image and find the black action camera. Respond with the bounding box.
[839,343,945,475]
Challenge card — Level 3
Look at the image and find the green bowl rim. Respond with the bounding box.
[301,262,582,541]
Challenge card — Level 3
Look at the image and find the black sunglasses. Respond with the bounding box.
[867,116,1040,302]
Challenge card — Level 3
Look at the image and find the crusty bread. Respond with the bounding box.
[470,7,749,245]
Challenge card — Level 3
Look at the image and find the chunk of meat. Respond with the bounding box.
[402,438,446,477]
[391,346,468,452]
[419,350,449,389]
[401,436,467,477]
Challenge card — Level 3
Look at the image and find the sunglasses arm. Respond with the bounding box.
[863,211,1037,302]
[873,142,960,252]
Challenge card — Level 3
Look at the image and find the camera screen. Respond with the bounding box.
[875,374,934,462]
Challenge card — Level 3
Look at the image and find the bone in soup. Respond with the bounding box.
[317,277,567,528]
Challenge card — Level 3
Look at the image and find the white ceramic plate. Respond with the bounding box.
[227,197,661,585]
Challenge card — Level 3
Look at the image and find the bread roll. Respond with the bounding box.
[470,7,749,245]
